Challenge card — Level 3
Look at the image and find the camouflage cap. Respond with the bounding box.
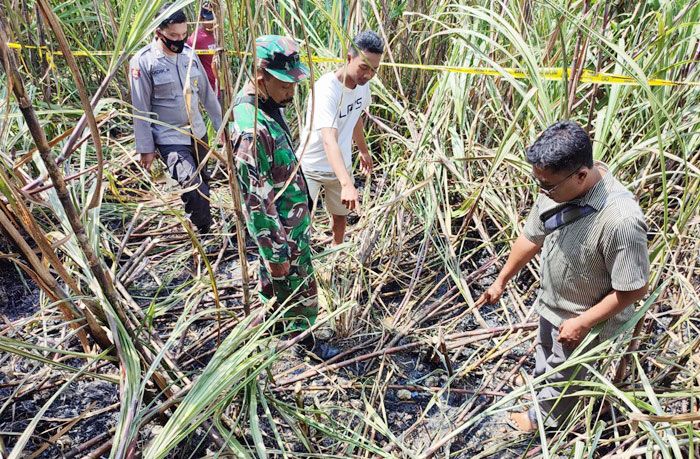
[256,35,310,83]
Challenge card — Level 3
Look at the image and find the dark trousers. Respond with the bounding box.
[157,136,212,233]
[528,316,596,427]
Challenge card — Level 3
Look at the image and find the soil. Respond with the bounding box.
[0,259,39,321]
[0,190,543,458]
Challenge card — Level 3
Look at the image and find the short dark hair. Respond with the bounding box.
[200,7,214,20]
[525,120,593,173]
[349,30,384,56]
[157,4,187,30]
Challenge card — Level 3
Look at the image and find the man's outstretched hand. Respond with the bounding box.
[359,151,373,175]
[477,280,505,306]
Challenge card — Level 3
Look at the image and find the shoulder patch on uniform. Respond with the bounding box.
[131,68,140,79]
[135,43,153,57]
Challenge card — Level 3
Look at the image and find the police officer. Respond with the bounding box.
[129,4,222,234]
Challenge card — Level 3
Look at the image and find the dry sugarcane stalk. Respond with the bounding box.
[116,236,155,280]
[130,214,162,237]
[391,234,431,325]
[26,164,99,195]
[448,328,535,354]
[214,0,252,314]
[64,430,113,457]
[122,258,151,288]
[113,203,143,272]
[35,0,104,212]
[274,324,537,387]
[272,383,508,397]
[85,439,114,458]
[1,26,240,453]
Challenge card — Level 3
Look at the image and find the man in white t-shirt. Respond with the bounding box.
[296,31,384,245]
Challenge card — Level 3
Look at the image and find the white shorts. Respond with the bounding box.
[303,169,351,216]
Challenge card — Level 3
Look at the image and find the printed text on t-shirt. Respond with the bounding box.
[339,98,363,118]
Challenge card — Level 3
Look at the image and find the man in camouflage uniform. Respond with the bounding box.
[231,35,338,360]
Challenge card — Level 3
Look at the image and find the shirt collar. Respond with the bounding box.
[575,161,612,210]
[152,41,166,59]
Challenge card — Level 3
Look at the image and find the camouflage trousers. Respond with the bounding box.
[258,245,318,331]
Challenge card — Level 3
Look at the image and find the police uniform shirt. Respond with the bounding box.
[129,42,222,153]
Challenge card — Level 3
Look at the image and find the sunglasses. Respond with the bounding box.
[531,167,582,196]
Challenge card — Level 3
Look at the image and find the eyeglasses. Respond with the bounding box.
[531,167,581,196]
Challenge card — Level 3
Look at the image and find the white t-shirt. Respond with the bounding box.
[296,71,371,173]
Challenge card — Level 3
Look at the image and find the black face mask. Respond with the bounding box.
[158,32,186,54]
[263,96,292,109]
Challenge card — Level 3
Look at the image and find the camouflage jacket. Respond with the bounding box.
[231,84,311,264]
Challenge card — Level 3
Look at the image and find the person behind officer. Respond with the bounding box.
[187,4,219,95]
[231,35,339,360]
[129,4,221,234]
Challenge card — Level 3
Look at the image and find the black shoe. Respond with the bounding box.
[194,235,220,256]
[297,335,341,361]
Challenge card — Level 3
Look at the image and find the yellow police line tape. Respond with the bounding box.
[6,41,698,87]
